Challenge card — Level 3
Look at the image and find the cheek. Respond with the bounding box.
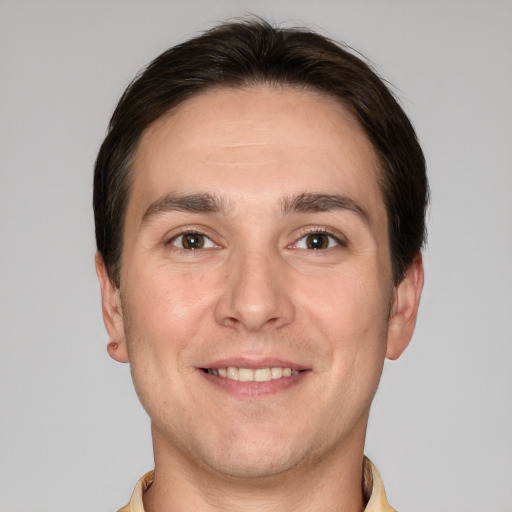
[119,268,216,418]
[125,262,217,326]
[293,267,389,436]
[296,262,391,391]
[302,265,389,336]
[120,264,221,380]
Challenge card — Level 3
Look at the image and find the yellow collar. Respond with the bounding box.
[118,457,395,512]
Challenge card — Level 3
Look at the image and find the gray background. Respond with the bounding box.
[1,1,511,511]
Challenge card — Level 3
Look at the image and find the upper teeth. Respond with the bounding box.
[207,367,299,382]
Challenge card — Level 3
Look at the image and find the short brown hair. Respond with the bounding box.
[94,18,428,287]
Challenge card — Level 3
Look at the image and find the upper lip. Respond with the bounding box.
[200,357,309,370]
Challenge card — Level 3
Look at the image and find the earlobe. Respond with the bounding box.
[386,254,424,360]
[106,340,127,362]
[95,252,129,363]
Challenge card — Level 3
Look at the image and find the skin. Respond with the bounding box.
[96,85,423,512]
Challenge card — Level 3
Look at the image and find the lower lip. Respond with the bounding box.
[198,370,310,399]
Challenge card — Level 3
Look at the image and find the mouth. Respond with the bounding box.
[201,366,301,382]
[199,361,310,399]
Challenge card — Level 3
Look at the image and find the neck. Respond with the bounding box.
[143,425,368,512]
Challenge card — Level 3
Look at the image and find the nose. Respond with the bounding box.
[215,248,295,332]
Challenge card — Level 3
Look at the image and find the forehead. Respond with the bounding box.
[129,85,385,226]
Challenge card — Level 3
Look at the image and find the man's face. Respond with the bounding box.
[99,85,420,478]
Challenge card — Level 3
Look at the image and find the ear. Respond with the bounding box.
[95,252,129,363]
[386,253,424,360]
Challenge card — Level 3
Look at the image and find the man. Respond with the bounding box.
[94,18,427,512]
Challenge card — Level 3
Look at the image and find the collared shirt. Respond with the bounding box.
[118,457,395,512]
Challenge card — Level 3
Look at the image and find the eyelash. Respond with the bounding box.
[165,227,346,252]
[292,228,346,250]
[166,229,218,251]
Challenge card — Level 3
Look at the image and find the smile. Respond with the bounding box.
[204,367,300,381]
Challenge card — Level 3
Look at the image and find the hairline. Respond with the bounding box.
[111,81,390,284]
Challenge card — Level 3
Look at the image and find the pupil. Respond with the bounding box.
[183,233,203,249]
[307,234,328,249]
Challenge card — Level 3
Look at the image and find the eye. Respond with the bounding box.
[169,232,216,250]
[295,232,340,250]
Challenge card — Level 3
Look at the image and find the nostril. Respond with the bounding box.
[221,316,239,328]
[214,285,295,333]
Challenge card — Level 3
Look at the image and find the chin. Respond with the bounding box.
[206,447,304,480]
[195,428,317,480]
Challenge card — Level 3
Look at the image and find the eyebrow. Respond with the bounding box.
[140,191,371,227]
[281,193,371,224]
[141,192,227,226]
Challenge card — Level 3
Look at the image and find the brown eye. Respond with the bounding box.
[181,233,204,249]
[294,232,340,250]
[170,232,216,250]
[305,233,330,249]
